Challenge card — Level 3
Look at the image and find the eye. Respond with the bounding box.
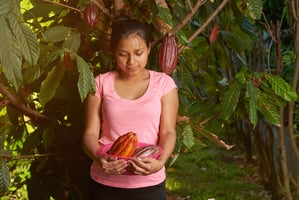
[118,52,128,57]
[135,51,144,56]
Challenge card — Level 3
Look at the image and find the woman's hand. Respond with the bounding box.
[127,157,164,175]
[97,157,129,175]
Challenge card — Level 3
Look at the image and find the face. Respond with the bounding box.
[114,33,150,76]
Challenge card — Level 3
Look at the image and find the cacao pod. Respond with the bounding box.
[209,24,219,44]
[83,4,99,30]
[158,35,178,75]
[133,145,160,158]
[64,50,73,71]
[107,132,138,157]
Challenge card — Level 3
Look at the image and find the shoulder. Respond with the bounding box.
[149,71,177,96]
[150,70,176,85]
[95,71,114,83]
[150,70,173,81]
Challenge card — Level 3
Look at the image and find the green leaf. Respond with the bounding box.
[266,74,298,102]
[246,80,258,127]
[39,65,65,106]
[62,32,81,52]
[0,16,23,89]
[247,0,263,20]
[43,26,71,43]
[0,0,12,16]
[76,56,96,102]
[23,64,42,84]
[221,82,241,120]
[235,67,247,84]
[8,16,40,66]
[157,6,174,27]
[0,158,10,196]
[221,25,255,53]
[182,123,194,149]
[256,90,280,126]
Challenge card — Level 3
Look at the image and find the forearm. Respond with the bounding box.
[82,133,101,161]
[158,131,176,165]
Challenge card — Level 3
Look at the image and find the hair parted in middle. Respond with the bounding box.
[110,15,152,53]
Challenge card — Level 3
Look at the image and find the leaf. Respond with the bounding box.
[43,26,71,43]
[235,67,247,84]
[247,0,263,20]
[256,90,280,126]
[246,80,258,127]
[221,25,255,53]
[0,0,12,16]
[221,82,241,120]
[39,64,65,106]
[62,32,81,52]
[266,74,298,102]
[0,16,23,89]
[157,6,174,27]
[0,158,10,196]
[8,16,40,66]
[182,123,194,149]
[76,56,96,102]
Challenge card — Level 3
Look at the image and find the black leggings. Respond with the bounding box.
[88,179,167,200]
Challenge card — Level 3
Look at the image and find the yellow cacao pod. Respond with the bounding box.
[107,132,138,157]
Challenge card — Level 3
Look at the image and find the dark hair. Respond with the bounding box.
[110,16,152,52]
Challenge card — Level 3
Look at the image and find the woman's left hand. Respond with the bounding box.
[127,157,164,175]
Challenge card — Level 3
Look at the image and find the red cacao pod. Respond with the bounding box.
[64,50,73,71]
[107,132,138,157]
[209,24,219,44]
[158,35,178,75]
[83,4,99,30]
[133,145,160,158]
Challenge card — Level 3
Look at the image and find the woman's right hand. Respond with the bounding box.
[98,157,129,175]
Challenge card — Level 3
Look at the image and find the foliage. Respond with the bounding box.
[0,0,297,199]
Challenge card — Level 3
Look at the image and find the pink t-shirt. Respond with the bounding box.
[90,70,177,188]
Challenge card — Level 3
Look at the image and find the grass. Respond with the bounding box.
[166,141,270,200]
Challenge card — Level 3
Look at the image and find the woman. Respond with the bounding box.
[82,16,179,200]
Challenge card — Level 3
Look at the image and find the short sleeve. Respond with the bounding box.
[94,75,102,99]
[161,74,178,97]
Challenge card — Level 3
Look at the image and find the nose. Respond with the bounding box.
[128,54,135,64]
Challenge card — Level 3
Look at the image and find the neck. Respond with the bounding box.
[117,69,149,81]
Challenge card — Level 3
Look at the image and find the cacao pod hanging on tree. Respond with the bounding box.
[83,4,99,30]
[158,35,178,75]
[63,50,73,71]
[209,24,220,44]
[107,132,138,157]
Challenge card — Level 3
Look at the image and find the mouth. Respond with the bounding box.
[126,66,138,71]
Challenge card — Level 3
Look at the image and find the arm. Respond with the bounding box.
[82,94,102,161]
[129,88,179,174]
[157,87,179,166]
[82,94,129,175]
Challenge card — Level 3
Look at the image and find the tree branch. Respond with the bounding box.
[0,82,49,121]
[0,153,75,160]
[114,0,125,15]
[152,0,205,47]
[41,0,81,12]
[170,0,206,36]
[179,0,230,53]
[92,0,111,17]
